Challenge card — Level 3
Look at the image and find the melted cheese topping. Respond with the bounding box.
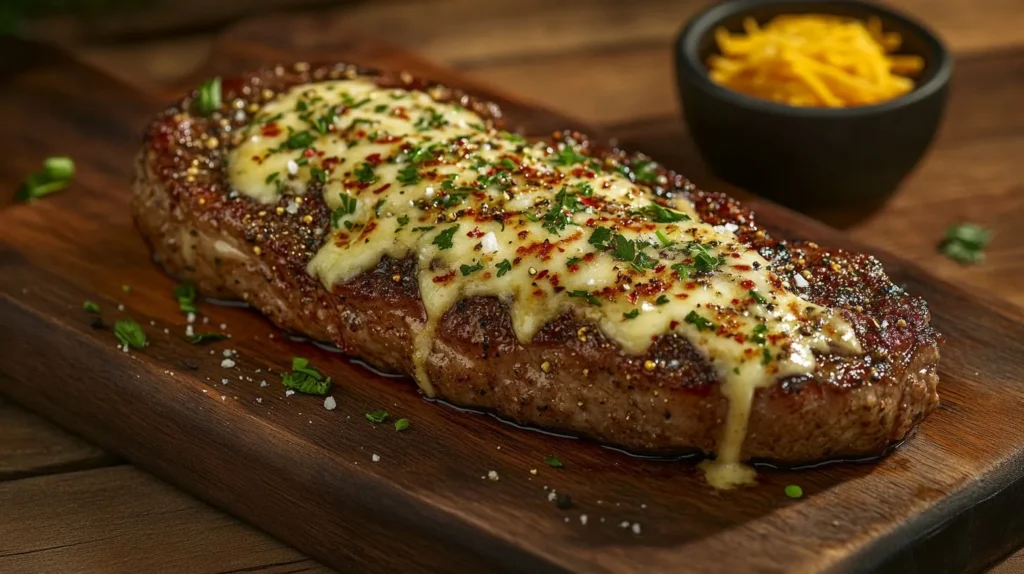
[227,79,862,488]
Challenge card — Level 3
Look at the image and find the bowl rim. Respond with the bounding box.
[675,0,954,117]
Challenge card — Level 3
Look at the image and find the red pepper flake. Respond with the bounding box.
[626,291,639,305]
[260,123,281,137]
[535,269,549,280]
[669,320,680,330]
[734,264,752,272]
[372,183,392,195]
[432,270,457,284]
[374,134,401,144]
[322,157,341,171]
[467,227,485,239]
[517,230,529,240]
[365,153,383,166]
[549,273,561,288]
[303,148,317,158]
[740,279,755,289]
[731,252,741,259]
[734,334,746,344]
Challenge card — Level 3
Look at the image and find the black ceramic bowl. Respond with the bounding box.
[675,0,952,210]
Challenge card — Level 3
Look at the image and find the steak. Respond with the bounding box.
[132,63,940,482]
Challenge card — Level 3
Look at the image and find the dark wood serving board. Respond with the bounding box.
[2,21,1024,574]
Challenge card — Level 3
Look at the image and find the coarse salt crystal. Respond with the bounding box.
[285,390,295,397]
[424,186,435,198]
[641,302,655,312]
[481,232,499,253]
[185,325,194,337]
[487,470,499,481]
[256,397,263,404]
[580,514,588,525]
[372,454,380,462]
[324,396,337,410]
[221,378,229,385]
[619,521,630,528]
[287,159,299,175]
[222,349,234,357]
[793,274,810,288]
[260,380,268,387]
[117,304,125,311]
[219,323,227,330]
[221,358,235,368]
[547,491,557,502]
[186,312,196,324]
[631,523,642,535]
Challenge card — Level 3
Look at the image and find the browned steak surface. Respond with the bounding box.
[132,63,940,463]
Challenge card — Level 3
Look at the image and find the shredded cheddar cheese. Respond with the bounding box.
[708,15,925,107]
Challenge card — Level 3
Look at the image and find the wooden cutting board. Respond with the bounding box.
[2,23,1024,574]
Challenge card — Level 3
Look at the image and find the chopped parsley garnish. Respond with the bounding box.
[282,357,332,395]
[174,282,198,314]
[749,289,769,305]
[281,130,316,150]
[940,223,992,264]
[642,203,690,223]
[121,284,131,293]
[575,182,594,196]
[541,187,580,235]
[188,332,228,345]
[611,233,635,261]
[432,225,459,250]
[500,158,518,171]
[83,301,100,314]
[762,348,773,365]
[397,164,420,185]
[567,290,601,306]
[192,77,221,116]
[523,211,539,223]
[785,484,803,499]
[566,256,582,268]
[684,310,715,332]
[414,108,448,131]
[331,193,358,228]
[397,215,410,228]
[544,455,564,468]
[354,162,377,184]
[671,262,694,280]
[655,295,670,305]
[16,156,75,202]
[623,309,640,320]
[310,166,328,183]
[366,410,388,423]
[114,319,147,349]
[749,323,768,345]
[628,159,660,184]
[395,418,410,431]
[373,199,386,217]
[460,261,484,276]
[373,104,389,113]
[265,172,280,184]
[588,227,612,247]
[496,259,512,277]
[550,145,586,166]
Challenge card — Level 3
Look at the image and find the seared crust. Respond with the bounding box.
[132,63,940,462]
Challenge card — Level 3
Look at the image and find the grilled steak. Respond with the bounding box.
[132,63,940,487]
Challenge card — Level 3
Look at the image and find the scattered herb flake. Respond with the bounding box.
[545,455,564,468]
[567,290,602,306]
[749,289,769,305]
[114,319,146,349]
[192,77,221,116]
[366,410,388,423]
[174,282,198,314]
[496,259,512,277]
[83,301,100,314]
[282,356,332,395]
[432,225,459,250]
[354,162,377,184]
[623,309,640,320]
[655,295,670,305]
[643,203,690,223]
[460,261,484,276]
[940,223,992,264]
[395,418,410,431]
[785,484,803,499]
[684,310,715,332]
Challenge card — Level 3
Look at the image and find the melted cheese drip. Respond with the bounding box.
[227,79,861,488]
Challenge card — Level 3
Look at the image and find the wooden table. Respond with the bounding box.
[2,0,1022,572]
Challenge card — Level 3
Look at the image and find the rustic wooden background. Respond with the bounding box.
[1,0,1022,572]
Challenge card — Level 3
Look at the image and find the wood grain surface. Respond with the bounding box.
[1,0,1023,572]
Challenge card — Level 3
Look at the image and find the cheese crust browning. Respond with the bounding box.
[132,63,940,480]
